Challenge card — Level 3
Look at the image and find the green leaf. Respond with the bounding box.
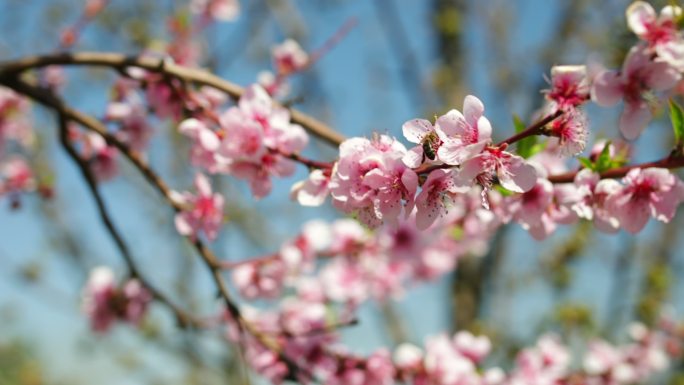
[595,141,613,173]
[450,226,464,241]
[494,184,515,196]
[669,99,684,146]
[578,157,595,171]
[513,114,526,133]
[513,115,538,159]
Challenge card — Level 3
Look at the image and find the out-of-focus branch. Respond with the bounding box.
[0,51,345,147]
[55,114,200,329]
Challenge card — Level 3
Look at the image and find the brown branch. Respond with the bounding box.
[548,155,684,183]
[496,110,563,147]
[55,114,201,329]
[0,51,346,147]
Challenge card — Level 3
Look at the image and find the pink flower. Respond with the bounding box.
[592,46,680,140]
[83,133,118,182]
[547,109,588,156]
[455,146,537,194]
[393,343,424,371]
[272,39,309,76]
[174,173,225,241]
[571,169,621,233]
[232,259,287,299]
[145,77,183,120]
[0,86,33,154]
[121,279,152,325]
[108,103,154,152]
[606,167,684,234]
[1,157,35,196]
[401,118,442,168]
[218,85,308,198]
[544,65,590,110]
[627,1,684,70]
[436,95,493,166]
[583,341,627,377]
[41,65,66,90]
[414,169,467,230]
[512,334,570,383]
[364,349,396,385]
[423,334,478,385]
[320,259,369,305]
[508,177,556,240]
[258,70,290,97]
[82,267,117,333]
[82,267,151,333]
[290,169,332,206]
[329,135,417,228]
[190,0,240,22]
[178,118,226,173]
[453,331,491,364]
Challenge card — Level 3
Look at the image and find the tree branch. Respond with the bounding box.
[0,51,345,147]
[56,113,200,329]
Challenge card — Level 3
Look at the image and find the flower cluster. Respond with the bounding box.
[0,87,35,206]
[231,197,500,305]
[260,39,309,97]
[0,157,35,208]
[81,266,151,333]
[296,95,536,230]
[178,84,308,200]
[105,78,154,153]
[172,173,225,242]
[219,306,682,385]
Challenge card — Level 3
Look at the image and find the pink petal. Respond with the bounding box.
[626,1,656,37]
[402,119,433,144]
[174,213,193,236]
[463,95,485,127]
[650,186,680,222]
[402,146,424,168]
[363,168,389,189]
[660,5,682,22]
[198,127,220,151]
[194,173,212,196]
[435,109,467,138]
[401,169,418,198]
[476,116,493,142]
[527,214,557,240]
[591,70,623,107]
[619,103,652,140]
[624,46,651,76]
[453,156,484,189]
[618,200,651,234]
[645,60,681,91]
[498,155,537,193]
[437,140,487,166]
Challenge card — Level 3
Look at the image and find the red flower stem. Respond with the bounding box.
[496,110,563,147]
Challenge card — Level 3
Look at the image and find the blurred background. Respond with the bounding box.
[1,0,683,384]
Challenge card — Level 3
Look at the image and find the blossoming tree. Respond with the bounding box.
[1,0,684,384]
